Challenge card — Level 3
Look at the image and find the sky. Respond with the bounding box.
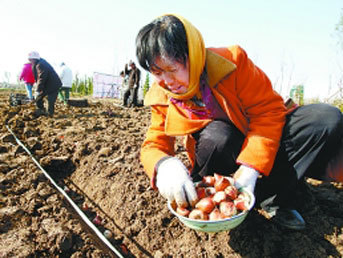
[1,0,342,100]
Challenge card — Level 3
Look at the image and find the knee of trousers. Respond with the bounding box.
[310,104,343,138]
[198,121,244,155]
[199,133,230,154]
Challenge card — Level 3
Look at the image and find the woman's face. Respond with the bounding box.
[151,56,190,94]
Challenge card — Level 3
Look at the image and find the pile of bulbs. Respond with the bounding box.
[174,174,250,221]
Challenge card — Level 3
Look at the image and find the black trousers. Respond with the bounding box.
[58,87,70,101]
[36,90,59,116]
[191,104,343,210]
[123,86,139,106]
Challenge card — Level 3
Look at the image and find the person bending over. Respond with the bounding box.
[136,14,343,230]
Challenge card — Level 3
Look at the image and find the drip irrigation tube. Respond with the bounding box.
[5,125,124,258]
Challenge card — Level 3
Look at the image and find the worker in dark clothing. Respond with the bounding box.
[28,51,62,117]
[123,60,141,107]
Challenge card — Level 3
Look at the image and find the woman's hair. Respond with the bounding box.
[135,15,188,72]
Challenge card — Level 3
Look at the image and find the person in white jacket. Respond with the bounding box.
[58,62,73,103]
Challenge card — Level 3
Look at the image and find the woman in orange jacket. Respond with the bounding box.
[136,14,343,230]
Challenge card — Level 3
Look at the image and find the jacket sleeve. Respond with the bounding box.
[36,63,48,92]
[135,69,141,87]
[233,46,287,174]
[59,67,65,80]
[19,68,24,81]
[140,105,175,187]
[20,64,27,81]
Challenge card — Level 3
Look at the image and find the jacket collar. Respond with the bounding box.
[205,49,236,88]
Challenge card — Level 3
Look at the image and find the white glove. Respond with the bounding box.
[234,165,259,193]
[156,157,198,207]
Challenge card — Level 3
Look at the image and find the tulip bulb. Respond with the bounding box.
[214,173,223,182]
[212,191,227,205]
[219,201,237,217]
[202,176,216,187]
[176,207,190,217]
[214,177,231,192]
[205,187,216,197]
[209,208,225,221]
[93,215,102,225]
[196,186,206,199]
[188,209,209,220]
[81,203,89,211]
[234,194,249,211]
[224,185,238,200]
[104,230,112,239]
[195,197,215,213]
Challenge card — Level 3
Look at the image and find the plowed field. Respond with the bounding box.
[1,90,343,257]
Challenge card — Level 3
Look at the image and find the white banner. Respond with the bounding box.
[93,72,123,98]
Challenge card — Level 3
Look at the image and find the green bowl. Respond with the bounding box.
[167,188,255,233]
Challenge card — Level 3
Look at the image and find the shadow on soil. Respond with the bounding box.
[228,182,343,257]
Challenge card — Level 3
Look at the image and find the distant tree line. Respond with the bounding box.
[143,73,150,97]
[71,74,93,96]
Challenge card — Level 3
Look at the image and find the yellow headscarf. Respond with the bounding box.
[159,14,206,100]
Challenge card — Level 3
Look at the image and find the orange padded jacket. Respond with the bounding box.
[141,46,287,187]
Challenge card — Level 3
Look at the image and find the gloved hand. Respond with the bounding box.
[156,157,198,208]
[233,165,259,193]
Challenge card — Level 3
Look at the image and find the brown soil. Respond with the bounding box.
[1,90,343,257]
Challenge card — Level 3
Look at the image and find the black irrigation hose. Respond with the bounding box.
[5,125,124,258]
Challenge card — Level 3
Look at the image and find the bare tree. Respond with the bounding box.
[333,9,343,99]
[335,9,343,50]
[1,71,11,87]
[273,55,297,98]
